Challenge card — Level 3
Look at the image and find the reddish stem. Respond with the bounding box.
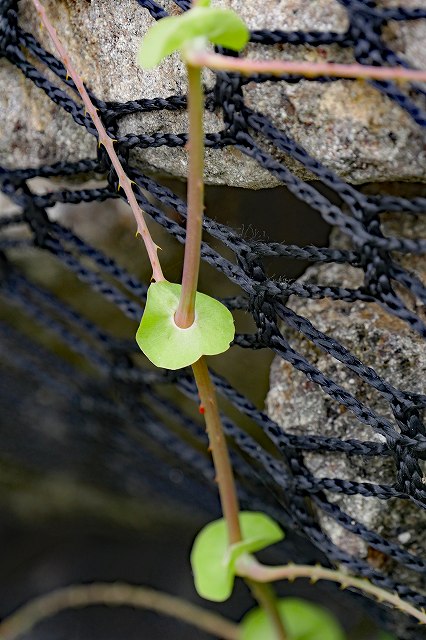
[192,358,287,639]
[174,64,205,328]
[237,557,426,625]
[187,50,426,83]
[192,357,242,544]
[31,0,164,282]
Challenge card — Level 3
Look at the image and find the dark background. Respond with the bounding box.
[0,181,383,638]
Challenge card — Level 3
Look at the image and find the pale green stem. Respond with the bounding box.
[247,580,288,640]
[186,50,426,83]
[0,583,239,640]
[174,63,204,328]
[31,0,164,282]
[237,556,426,626]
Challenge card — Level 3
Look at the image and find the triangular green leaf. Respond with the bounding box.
[136,282,234,370]
[191,512,284,602]
[138,7,249,69]
[241,598,346,640]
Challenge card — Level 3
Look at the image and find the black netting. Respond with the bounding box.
[0,0,425,637]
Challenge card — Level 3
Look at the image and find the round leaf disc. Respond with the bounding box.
[241,598,346,640]
[191,512,284,602]
[138,7,250,69]
[136,281,235,370]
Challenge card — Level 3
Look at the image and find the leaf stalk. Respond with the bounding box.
[237,556,426,626]
[31,0,164,282]
[174,63,205,328]
[186,50,426,83]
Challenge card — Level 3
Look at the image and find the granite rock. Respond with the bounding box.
[1,0,426,187]
[266,205,426,601]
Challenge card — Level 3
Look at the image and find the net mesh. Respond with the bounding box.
[0,0,425,636]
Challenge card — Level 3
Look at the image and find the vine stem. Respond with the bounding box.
[192,357,242,544]
[174,63,204,328]
[186,50,426,83]
[31,0,164,283]
[247,581,289,639]
[191,358,287,640]
[179,19,287,634]
[0,582,239,640]
[236,557,426,626]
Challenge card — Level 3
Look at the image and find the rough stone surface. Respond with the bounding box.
[1,0,426,187]
[266,207,426,597]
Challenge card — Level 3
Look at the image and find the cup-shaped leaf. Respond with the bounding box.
[191,512,284,602]
[138,6,250,69]
[241,598,346,640]
[136,281,235,370]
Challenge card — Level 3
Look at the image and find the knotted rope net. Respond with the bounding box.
[0,1,425,637]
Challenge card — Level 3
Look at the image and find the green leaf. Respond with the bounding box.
[138,6,250,69]
[241,599,346,640]
[136,281,234,370]
[378,634,397,640]
[191,512,284,602]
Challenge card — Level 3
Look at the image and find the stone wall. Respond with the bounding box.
[1,0,426,187]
